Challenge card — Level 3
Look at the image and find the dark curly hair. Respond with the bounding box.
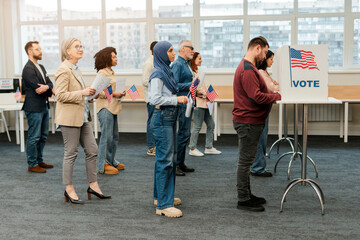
[257,50,274,71]
[190,52,200,73]
[94,47,117,72]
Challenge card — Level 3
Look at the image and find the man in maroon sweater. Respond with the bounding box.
[233,36,281,212]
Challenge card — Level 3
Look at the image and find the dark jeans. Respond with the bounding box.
[251,116,269,174]
[233,121,264,202]
[176,104,193,167]
[25,108,49,168]
[152,107,178,209]
[146,103,155,149]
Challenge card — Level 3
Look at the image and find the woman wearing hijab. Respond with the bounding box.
[149,41,188,218]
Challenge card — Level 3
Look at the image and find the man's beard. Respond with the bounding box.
[34,54,42,61]
[255,56,264,67]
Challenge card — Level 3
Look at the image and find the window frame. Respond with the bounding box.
[13,0,360,75]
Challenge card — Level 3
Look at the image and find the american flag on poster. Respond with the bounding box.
[206,85,218,103]
[104,85,113,104]
[290,48,319,70]
[126,85,140,101]
[189,78,199,100]
[14,87,21,100]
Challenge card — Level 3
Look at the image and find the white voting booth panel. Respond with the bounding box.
[272,45,328,101]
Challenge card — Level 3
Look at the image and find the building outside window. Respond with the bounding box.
[14,0,358,73]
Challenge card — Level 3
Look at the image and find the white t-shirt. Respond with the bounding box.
[34,63,46,83]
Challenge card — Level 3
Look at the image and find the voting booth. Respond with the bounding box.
[0,79,20,93]
[272,45,328,101]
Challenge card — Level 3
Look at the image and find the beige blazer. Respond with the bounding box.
[96,68,122,115]
[54,60,91,127]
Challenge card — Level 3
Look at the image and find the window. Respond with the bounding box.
[154,23,192,54]
[61,0,101,20]
[63,26,100,69]
[250,21,291,51]
[20,0,57,21]
[106,23,147,69]
[13,0,360,72]
[298,17,344,68]
[153,0,193,18]
[354,19,360,65]
[200,0,243,16]
[200,20,243,68]
[298,0,344,13]
[105,0,146,19]
[20,25,60,70]
[248,0,294,15]
[353,0,360,12]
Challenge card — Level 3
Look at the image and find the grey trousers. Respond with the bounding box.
[60,122,98,185]
[233,121,264,202]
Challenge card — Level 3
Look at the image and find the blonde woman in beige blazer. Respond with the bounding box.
[55,38,111,204]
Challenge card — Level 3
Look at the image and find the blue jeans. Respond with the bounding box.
[146,103,155,148]
[152,107,178,209]
[176,104,193,167]
[189,107,215,149]
[97,108,120,172]
[25,108,49,168]
[251,115,270,174]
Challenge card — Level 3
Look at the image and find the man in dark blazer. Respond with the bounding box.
[22,41,54,173]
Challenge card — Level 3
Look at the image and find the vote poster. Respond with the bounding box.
[272,45,328,102]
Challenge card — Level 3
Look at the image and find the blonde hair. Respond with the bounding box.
[61,38,80,61]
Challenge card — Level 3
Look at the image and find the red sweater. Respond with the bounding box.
[232,59,281,124]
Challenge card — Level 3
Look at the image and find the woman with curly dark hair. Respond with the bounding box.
[94,47,126,175]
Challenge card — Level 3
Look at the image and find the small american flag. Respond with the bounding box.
[290,48,319,70]
[104,85,113,104]
[126,85,140,101]
[14,87,21,101]
[206,85,218,103]
[189,78,199,100]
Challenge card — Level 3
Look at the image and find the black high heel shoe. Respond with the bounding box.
[87,187,111,200]
[64,191,85,204]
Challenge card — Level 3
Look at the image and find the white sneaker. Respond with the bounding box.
[189,148,204,157]
[204,147,222,155]
[147,147,156,157]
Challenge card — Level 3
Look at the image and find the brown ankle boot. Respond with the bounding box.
[28,165,46,173]
[39,162,54,168]
[104,163,119,175]
[115,163,125,170]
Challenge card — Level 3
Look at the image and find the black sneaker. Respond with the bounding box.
[250,171,273,177]
[237,199,265,212]
[176,167,186,176]
[179,164,195,172]
[250,194,266,205]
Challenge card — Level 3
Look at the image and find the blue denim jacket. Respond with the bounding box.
[149,78,178,106]
[171,56,193,97]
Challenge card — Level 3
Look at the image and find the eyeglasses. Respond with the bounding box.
[184,46,194,51]
[74,45,85,51]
